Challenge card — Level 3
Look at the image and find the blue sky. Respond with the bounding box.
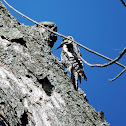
[3,0,126,125]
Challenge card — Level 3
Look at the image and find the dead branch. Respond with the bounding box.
[80,57,94,67]
[121,0,126,7]
[89,47,126,67]
[81,47,126,81]
[81,47,126,67]
[109,68,126,81]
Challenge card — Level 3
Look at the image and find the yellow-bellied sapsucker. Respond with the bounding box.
[57,36,87,90]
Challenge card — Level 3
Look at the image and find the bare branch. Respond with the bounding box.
[81,47,126,67]
[81,48,126,81]
[109,68,126,81]
[80,57,94,67]
[91,47,126,67]
[121,0,126,7]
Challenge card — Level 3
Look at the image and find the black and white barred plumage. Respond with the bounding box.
[57,36,87,90]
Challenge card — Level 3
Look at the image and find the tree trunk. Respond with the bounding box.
[0,1,110,126]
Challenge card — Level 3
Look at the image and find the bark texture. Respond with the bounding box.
[0,1,110,126]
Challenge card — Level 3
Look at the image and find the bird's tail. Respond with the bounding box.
[79,69,87,81]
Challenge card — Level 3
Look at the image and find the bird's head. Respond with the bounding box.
[57,36,74,49]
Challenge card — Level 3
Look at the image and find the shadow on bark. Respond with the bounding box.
[38,77,54,96]
[20,111,28,126]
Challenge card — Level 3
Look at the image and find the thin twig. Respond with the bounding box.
[109,68,126,81]
[3,0,126,69]
[80,57,94,67]
[81,48,126,81]
[121,0,126,7]
[83,47,126,67]
[79,44,126,69]
[81,47,126,69]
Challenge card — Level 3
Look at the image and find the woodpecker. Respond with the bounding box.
[57,36,87,90]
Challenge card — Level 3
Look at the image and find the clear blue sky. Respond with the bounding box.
[3,0,126,125]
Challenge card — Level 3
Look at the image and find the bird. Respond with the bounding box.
[57,36,87,90]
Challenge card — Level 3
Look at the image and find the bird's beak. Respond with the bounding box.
[56,43,64,49]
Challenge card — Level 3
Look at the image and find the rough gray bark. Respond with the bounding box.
[0,1,110,126]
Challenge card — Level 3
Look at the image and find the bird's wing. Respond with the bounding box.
[72,43,87,81]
